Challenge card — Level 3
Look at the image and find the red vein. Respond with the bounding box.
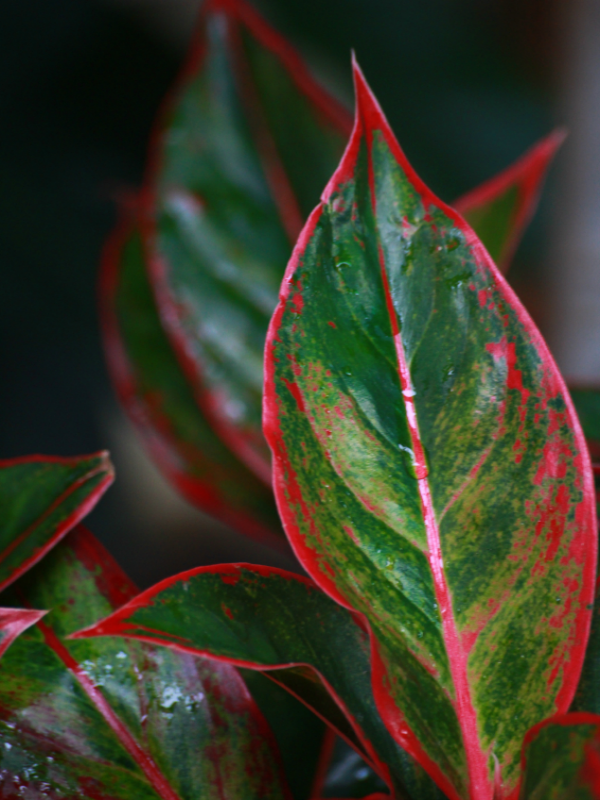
[36,617,182,800]
[228,17,304,244]
[357,66,493,800]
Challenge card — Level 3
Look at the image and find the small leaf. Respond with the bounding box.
[263,61,596,800]
[520,713,600,799]
[101,216,286,549]
[74,564,446,800]
[0,607,46,659]
[0,451,113,592]
[454,130,565,274]
[0,528,289,800]
[143,0,351,482]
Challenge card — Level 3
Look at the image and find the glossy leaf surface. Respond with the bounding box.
[75,563,445,800]
[101,217,285,549]
[0,607,46,660]
[520,713,600,800]
[0,452,114,593]
[454,130,564,274]
[263,62,596,800]
[145,0,351,482]
[0,528,289,800]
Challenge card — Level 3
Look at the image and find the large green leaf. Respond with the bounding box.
[263,61,597,800]
[454,130,564,274]
[101,216,285,549]
[0,452,113,592]
[0,528,289,799]
[520,713,600,799]
[143,0,351,482]
[74,563,446,800]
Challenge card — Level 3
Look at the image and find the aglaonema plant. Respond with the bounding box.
[100,0,567,551]
[2,0,600,798]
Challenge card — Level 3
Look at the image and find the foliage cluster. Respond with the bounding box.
[1,1,600,799]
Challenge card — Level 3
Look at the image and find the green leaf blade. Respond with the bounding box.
[263,62,596,800]
[0,529,290,800]
[0,452,114,592]
[145,0,351,482]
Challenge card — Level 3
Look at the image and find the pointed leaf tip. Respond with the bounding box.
[264,61,596,800]
[455,127,566,273]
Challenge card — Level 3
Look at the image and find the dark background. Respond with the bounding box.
[0,0,565,585]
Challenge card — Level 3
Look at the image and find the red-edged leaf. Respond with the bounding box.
[454,130,565,274]
[100,213,286,550]
[0,607,46,659]
[263,60,596,800]
[0,451,114,592]
[0,528,290,799]
[141,0,351,484]
[520,713,600,799]
[73,563,447,800]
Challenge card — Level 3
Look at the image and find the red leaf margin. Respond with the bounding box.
[262,58,597,800]
[0,607,47,660]
[98,212,288,553]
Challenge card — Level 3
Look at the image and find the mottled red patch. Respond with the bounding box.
[478,288,490,308]
[220,573,240,586]
[343,525,361,546]
[222,604,235,621]
[282,377,306,414]
[289,281,304,314]
[486,337,530,414]
[581,738,600,796]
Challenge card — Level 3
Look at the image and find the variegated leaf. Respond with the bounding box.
[263,61,596,800]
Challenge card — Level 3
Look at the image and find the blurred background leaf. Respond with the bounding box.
[1,0,587,587]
